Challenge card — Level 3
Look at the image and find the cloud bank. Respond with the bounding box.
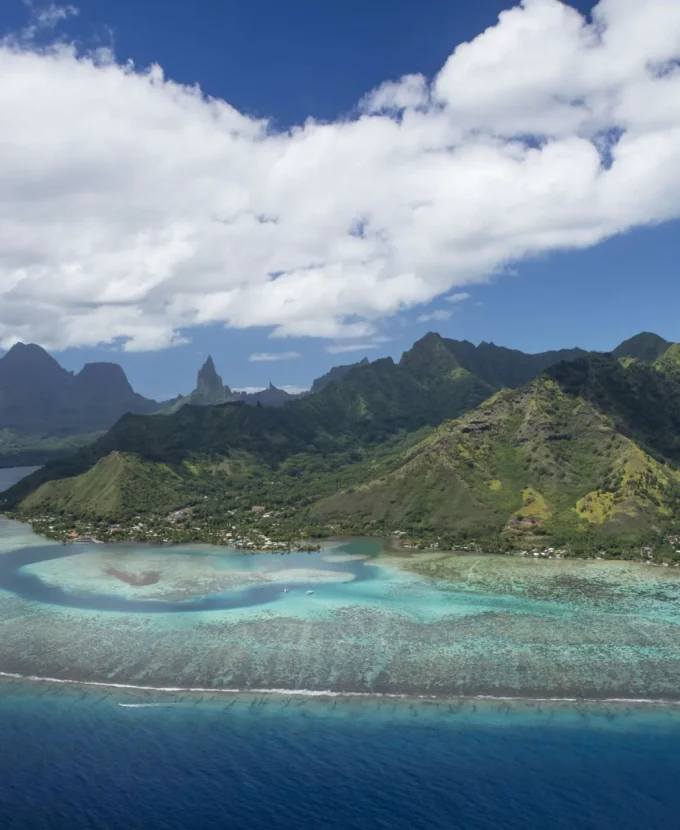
[0,0,679,350]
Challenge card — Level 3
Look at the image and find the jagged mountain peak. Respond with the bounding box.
[198,355,218,375]
[196,355,225,396]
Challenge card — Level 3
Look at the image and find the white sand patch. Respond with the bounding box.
[267,568,355,583]
[322,554,369,563]
[23,551,355,601]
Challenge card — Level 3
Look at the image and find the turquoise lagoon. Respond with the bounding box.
[2,502,680,698]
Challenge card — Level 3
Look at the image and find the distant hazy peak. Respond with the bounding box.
[0,342,69,390]
[6,341,41,353]
[0,342,160,437]
[1,341,63,368]
[76,362,133,387]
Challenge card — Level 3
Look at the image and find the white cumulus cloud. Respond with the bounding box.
[280,385,309,395]
[0,0,679,351]
[416,309,453,323]
[325,343,378,354]
[248,351,301,362]
[235,384,308,394]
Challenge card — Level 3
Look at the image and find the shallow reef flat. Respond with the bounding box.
[322,553,369,562]
[0,517,59,553]
[385,551,680,622]
[2,526,680,699]
[25,549,356,602]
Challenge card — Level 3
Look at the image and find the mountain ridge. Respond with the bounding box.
[0,344,366,462]
[6,331,680,556]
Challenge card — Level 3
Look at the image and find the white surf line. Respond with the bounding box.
[118,703,180,708]
[1,670,679,707]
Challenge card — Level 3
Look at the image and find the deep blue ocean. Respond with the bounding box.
[2,688,680,830]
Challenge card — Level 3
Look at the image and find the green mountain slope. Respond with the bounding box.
[612,332,671,362]
[654,343,680,383]
[19,451,185,520]
[402,332,586,390]
[310,358,370,393]
[3,364,441,512]
[313,354,680,546]
[7,338,498,501]
[549,353,680,462]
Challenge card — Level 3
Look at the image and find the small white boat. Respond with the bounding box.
[306,590,314,595]
[283,588,289,593]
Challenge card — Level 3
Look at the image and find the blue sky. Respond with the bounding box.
[0,0,678,399]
